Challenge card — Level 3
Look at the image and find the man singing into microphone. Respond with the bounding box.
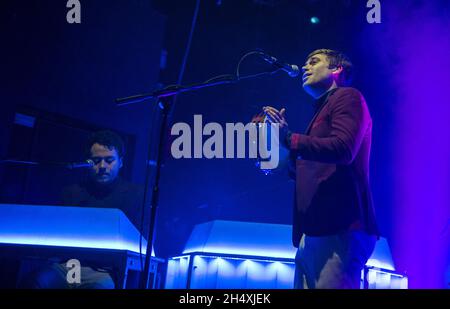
[261,49,379,289]
[20,130,147,289]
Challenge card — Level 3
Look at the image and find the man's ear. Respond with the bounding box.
[332,65,344,75]
[331,65,343,75]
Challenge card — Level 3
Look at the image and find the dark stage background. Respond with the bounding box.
[1,0,449,288]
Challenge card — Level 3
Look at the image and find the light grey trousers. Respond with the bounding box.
[294,230,376,289]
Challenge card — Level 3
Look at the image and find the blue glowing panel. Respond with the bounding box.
[165,256,190,289]
[166,254,295,289]
[0,204,152,255]
[183,220,396,271]
[366,268,408,289]
[366,237,396,271]
[183,220,296,259]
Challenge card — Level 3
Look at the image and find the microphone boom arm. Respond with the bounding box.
[116,50,289,107]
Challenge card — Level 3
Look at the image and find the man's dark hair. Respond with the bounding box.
[307,49,353,86]
[86,130,125,158]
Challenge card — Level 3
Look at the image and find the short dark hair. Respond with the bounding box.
[86,130,125,158]
[307,49,353,86]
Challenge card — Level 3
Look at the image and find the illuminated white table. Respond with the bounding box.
[0,203,160,289]
[166,220,407,289]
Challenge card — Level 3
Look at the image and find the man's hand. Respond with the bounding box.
[251,111,266,124]
[263,106,288,129]
[263,106,290,148]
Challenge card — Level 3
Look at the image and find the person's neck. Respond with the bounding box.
[311,82,338,100]
[88,177,120,193]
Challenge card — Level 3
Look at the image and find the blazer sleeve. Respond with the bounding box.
[289,88,370,164]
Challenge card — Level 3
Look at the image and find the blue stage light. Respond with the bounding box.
[310,16,320,24]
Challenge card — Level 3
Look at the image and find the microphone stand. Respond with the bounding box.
[116,69,281,290]
[0,159,92,169]
[0,160,40,166]
[116,77,236,107]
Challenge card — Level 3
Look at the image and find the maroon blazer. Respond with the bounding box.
[288,87,378,247]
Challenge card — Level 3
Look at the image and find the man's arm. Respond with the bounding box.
[289,88,370,164]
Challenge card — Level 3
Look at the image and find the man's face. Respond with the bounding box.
[302,53,337,96]
[89,143,122,185]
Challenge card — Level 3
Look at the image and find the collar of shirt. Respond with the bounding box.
[314,87,338,111]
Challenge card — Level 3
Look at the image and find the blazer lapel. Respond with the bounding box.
[305,88,338,135]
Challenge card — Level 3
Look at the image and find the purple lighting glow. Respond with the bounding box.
[377,2,450,288]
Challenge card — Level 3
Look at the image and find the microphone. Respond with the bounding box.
[66,159,95,169]
[258,52,300,77]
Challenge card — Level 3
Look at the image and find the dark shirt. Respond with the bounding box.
[61,178,148,238]
[59,178,148,283]
[314,87,338,113]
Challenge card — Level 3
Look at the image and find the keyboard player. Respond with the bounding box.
[19,130,147,289]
